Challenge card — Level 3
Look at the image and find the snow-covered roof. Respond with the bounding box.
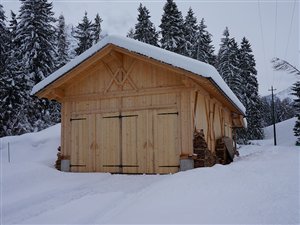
[31,35,245,114]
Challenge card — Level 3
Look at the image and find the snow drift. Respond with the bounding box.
[1,118,299,224]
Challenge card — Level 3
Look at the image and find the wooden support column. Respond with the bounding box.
[180,90,193,156]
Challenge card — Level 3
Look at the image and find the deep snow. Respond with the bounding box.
[1,118,299,224]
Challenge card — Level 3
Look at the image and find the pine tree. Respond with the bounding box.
[67,25,78,59]
[9,10,17,37]
[0,4,10,75]
[127,28,135,38]
[292,81,300,145]
[75,11,93,55]
[0,5,31,136]
[217,28,242,100]
[261,96,273,127]
[15,0,59,131]
[239,37,264,140]
[0,66,31,136]
[182,7,198,57]
[56,14,69,68]
[194,18,216,65]
[160,0,185,54]
[92,13,103,44]
[133,4,158,46]
[16,0,57,85]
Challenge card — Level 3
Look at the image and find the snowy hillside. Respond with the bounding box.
[1,119,299,224]
[263,117,297,146]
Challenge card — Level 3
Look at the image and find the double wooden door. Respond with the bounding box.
[70,109,179,174]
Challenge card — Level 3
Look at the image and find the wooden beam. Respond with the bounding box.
[64,85,188,102]
[51,88,65,99]
[35,44,114,99]
[70,104,178,116]
[109,51,123,68]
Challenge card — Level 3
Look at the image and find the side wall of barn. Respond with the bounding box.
[191,88,233,153]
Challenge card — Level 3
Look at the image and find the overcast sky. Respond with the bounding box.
[2,0,299,96]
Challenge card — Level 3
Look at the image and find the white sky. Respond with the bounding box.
[2,0,299,96]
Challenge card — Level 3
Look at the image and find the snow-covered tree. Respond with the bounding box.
[261,96,273,127]
[276,97,296,122]
[272,57,300,145]
[127,28,135,38]
[182,7,198,57]
[239,37,264,140]
[0,66,31,136]
[15,0,57,85]
[261,96,295,127]
[67,25,78,59]
[0,5,31,136]
[292,82,300,145]
[194,18,216,65]
[14,0,59,131]
[160,0,185,54]
[9,10,17,37]
[217,28,242,100]
[56,14,69,68]
[133,3,158,46]
[75,11,93,55]
[0,4,10,75]
[92,13,103,44]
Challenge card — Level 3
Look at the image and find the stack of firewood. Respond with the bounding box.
[215,138,232,165]
[55,146,62,170]
[193,129,216,167]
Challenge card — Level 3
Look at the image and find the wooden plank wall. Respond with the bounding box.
[59,51,235,173]
[193,90,234,153]
[60,53,192,173]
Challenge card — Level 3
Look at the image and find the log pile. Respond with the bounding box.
[55,146,62,170]
[215,138,233,165]
[193,129,216,167]
[55,147,70,171]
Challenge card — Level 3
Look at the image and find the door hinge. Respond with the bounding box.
[103,165,139,168]
[70,118,86,121]
[103,115,122,119]
[157,112,179,116]
[122,115,138,118]
[103,114,138,119]
[70,164,86,167]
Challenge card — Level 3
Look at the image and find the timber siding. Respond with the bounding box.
[33,39,245,174]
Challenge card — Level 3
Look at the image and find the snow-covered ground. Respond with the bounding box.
[1,118,299,224]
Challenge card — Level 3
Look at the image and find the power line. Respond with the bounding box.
[285,0,296,59]
[272,0,278,86]
[275,0,296,89]
[257,0,269,83]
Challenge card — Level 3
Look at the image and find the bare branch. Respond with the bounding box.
[271,57,300,76]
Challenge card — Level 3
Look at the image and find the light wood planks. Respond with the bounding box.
[52,49,242,173]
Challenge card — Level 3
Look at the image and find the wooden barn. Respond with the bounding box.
[32,35,246,174]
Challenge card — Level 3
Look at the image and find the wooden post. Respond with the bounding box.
[269,86,277,146]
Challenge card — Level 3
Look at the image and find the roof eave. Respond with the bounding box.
[207,77,245,116]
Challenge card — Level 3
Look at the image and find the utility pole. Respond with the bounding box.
[269,86,277,146]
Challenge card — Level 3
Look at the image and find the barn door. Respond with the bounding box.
[70,115,94,172]
[121,111,139,173]
[154,109,180,174]
[96,112,121,173]
[95,111,147,173]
